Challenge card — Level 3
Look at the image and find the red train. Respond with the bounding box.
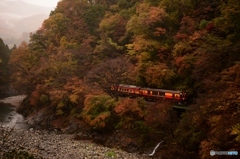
[114,84,186,102]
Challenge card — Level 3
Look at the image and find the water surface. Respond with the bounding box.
[0,95,30,129]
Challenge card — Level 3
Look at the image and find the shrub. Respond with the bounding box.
[114,98,146,129]
[81,95,117,129]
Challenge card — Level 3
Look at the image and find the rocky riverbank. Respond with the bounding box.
[0,95,27,107]
[1,127,150,159]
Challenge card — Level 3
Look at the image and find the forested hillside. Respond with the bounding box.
[0,38,11,98]
[8,0,240,158]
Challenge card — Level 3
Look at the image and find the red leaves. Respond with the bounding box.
[114,98,144,118]
[145,7,166,26]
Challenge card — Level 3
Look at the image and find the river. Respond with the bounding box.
[0,95,30,129]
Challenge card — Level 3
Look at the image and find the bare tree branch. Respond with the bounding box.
[85,57,134,99]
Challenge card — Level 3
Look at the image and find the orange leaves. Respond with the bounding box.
[9,41,39,93]
[99,13,126,42]
[174,55,195,75]
[81,95,116,129]
[29,84,48,106]
[221,63,240,87]
[140,62,177,88]
[49,77,85,106]
[177,16,197,39]
[114,98,145,118]
[114,98,146,129]
[154,27,166,36]
[144,101,173,127]
[127,3,167,36]
[81,96,146,129]
[88,112,110,128]
[145,7,166,27]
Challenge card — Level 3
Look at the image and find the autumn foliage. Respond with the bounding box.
[6,0,240,157]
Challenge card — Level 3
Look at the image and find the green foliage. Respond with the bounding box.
[7,0,240,157]
[174,113,205,152]
[81,95,117,129]
[83,4,105,34]
[199,19,208,29]
[106,151,116,158]
[215,0,240,41]
[40,94,49,104]
[3,149,34,159]
[8,42,37,93]
[136,62,177,88]
[114,98,146,129]
[43,13,68,46]
[0,38,10,95]
[56,100,65,115]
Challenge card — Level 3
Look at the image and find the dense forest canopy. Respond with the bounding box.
[0,38,11,98]
[5,0,240,158]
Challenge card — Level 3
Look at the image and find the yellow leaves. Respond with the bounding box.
[145,7,166,26]
[43,13,67,32]
[56,109,64,116]
[139,52,151,62]
[48,77,85,111]
[126,35,160,62]
[89,112,110,128]
[60,36,77,49]
[221,63,240,87]
[141,62,177,88]
[126,44,136,56]
[56,100,65,116]
[57,100,65,109]
[208,115,221,127]
[231,124,240,142]
[114,98,146,129]
[81,95,116,129]
[69,94,79,104]
[49,89,66,103]
[100,13,121,32]
[114,98,145,119]
[126,15,145,35]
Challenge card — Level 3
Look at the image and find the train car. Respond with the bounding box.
[115,84,186,103]
[117,84,140,97]
[139,87,186,102]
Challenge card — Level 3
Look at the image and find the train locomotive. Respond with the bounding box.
[114,84,186,103]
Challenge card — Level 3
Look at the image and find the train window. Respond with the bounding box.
[165,93,172,97]
[159,92,164,96]
[175,94,180,98]
[143,90,148,94]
